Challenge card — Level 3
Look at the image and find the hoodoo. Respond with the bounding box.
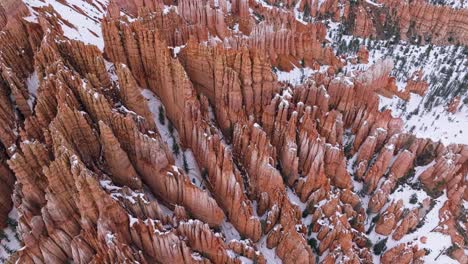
[0,0,466,263]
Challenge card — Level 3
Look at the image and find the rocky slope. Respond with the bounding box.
[0,0,466,263]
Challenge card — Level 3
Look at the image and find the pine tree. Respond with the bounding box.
[183,153,189,173]
[373,238,388,255]
[172,141,180,156]
[168,121,174,135]
[158,106,165,125]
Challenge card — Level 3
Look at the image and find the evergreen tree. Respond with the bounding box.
[158,106,165,125]
[172,142,180,156]
[373,238,388,255]
[183,153,189,173]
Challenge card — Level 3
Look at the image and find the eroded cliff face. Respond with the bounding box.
[0,0,467,263]
[0,0,42,231]
[296,0,468,45]
[379,0,468,45]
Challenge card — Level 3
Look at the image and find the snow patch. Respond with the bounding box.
[26,70,39,109]
[23,0,108,50]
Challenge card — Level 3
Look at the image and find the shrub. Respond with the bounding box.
[435,179,446,189]
[0,231,6,240]
[365,238,373,249]
[416,218,426,229]
[425,188,441,198]
[172,142,180,156]
[373,238,388,255]
[303,2,311,21]
[260,219,267,231]
[201,169,208,180]
[183,154,189,173]
[307,238,318,253]
[3,244,13,254]
[446,245,460,257]
[302,209,309,219]
[353,202,363,212]
[343,142,353,158]
[372,213,381,223]
[307,224,313,236]
[158,106,165,125]
[416,146,435,166]
[362,184,370,195]
[168,121,174,135]
[398,168,415,186]
[7,217,17,227]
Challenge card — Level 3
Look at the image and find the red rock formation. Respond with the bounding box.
[381,243,425,264]
[357,45,369,64]
[103,8,264,241]
[179,41,279,134]
[375,200,403,235]
[362,143,394,192]
[232,120,315,262]
[3,20,234,263]
[403,69,428,97]
[381,0,468,45]
[299,0,342,20]
[232,22,342,70]
[115,64,156,130]
[182,109,262,240]
[179,0,229,39]
[0,150,14,228]
[1,1,467,263]
[352,3,376,38]
[228,240,266,264]
[392,208,420,241]
[378,69,429,101]
[0,4,39,202]
[177,220,238,264]
[328,0,468,45]
[231,0,252,34]
[98,121,143,190]
[447,96,461,113]
[356,58,394,96]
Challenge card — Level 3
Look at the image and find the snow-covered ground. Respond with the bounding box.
[367,193,456,264]
[26,70,39,109]
[260,11,466,261]
[274,18,467,146]
[379,94,468,145]
[276,65,330,86]
[347,154,458,263]
[325,20,468,145]
[0,209,21,263]
[346,141,458,263]
[23,0,108,50]
[256,236,282,264]
[427,0,468,8]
